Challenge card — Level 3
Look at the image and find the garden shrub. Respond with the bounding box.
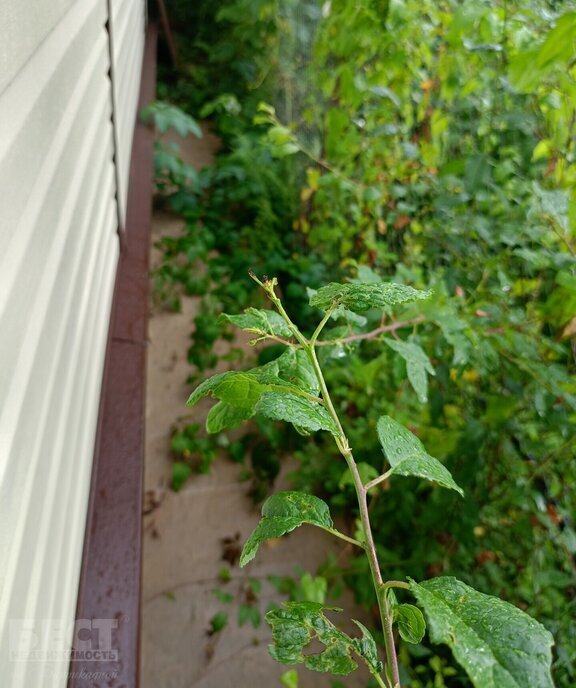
[151,1,576,683]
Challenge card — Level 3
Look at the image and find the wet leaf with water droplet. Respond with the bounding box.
[240,492,333,566]
[256,392,339,436]
[377,416,464,496]
[309,282,432,314]
[385,338,435,403]
[410,576,555,688]
[396,604,426,644]
[266,602,383,676]
[220,308,293,338]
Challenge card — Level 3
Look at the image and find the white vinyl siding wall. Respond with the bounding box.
[0,1,146,686]
[109,0,146,224]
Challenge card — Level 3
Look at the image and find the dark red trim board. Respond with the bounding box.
[68,24,157,688]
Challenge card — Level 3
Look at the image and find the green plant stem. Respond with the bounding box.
[314,381,400,687]
[310,308,335,346]
[382,580,411,591]
[266,280,401,688]
[365,468,394,493]
[373,671,389,688]
[251,334,298,348]
[258,276,311,349]
[319,526,365,550]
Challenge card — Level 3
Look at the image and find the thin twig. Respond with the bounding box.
[365,469,393,493]
[316,316,425,346]
[318,525,365,550]
[381,580,410,591]
[258,334,299,348]
[544,215,576,256]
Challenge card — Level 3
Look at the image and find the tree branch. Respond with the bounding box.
[316,315,425,346]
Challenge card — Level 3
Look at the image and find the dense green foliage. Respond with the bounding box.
[187,278,556,687]
[153,1,576,684]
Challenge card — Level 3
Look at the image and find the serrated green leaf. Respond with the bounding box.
[332,307,367,327]
[297,573,327,604]
[206,401,253,433]
[386,588,398,614]
[141,101,203,138]
[410,577,555,688]
[266,602,383,676]
[355,265,383,283]
[256,392,338,435]
[238,604,261,628]
[171,461,192,492]
[536,12,576,70]
[240,492,333,567]
[350,620,382,672]
[209,611,228,634]
[247,357,297,386]
[246,352,320,399]
[534,183,570,233]
[377,416,464,496]
[437,313,472,365]
[254,349,319,394]
[280,670,299,688]
[396,604,426,644]
[385,338,435,403]
[189,363,321,434]
[309,282,432,314]
[302,641,357,675]
[249,578,262,594]
[212,589,234,604]
[276,349,320,395]
[187,371,265,409]
[220,308,293,338]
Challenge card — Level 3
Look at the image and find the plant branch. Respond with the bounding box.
[373,671,389,688]
[316,316,425,346]
[250,333,299,348]
[318,525,365,550]
[381,580,411,591]
[365,469,393,493]
[264,278,401,688]
[308,334,401,687]
[253,274,311,349]
[310,307,336,346]
[544,214,576,256]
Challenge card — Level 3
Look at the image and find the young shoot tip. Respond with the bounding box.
[248,271,278,293]
[248,269,261,284]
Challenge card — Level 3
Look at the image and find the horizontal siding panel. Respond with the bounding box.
[25,218,118,688]
[46,233,119,688]
[0,48,111,363]
[0,0,75,95]
[7,205,118,688]
[0,0,122,685]
[49,221,119,605]
[0,53,112,471]
[0,0,109,282]
[109,0,145,223]
[117,29,145,191]
[3,153,116,627]
[114,0,134,44]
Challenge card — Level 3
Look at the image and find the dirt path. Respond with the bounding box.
[140,129,369,688]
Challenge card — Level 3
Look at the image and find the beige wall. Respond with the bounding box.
[0,1,146,686]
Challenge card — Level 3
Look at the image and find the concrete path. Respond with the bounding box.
[140,128,370,688]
